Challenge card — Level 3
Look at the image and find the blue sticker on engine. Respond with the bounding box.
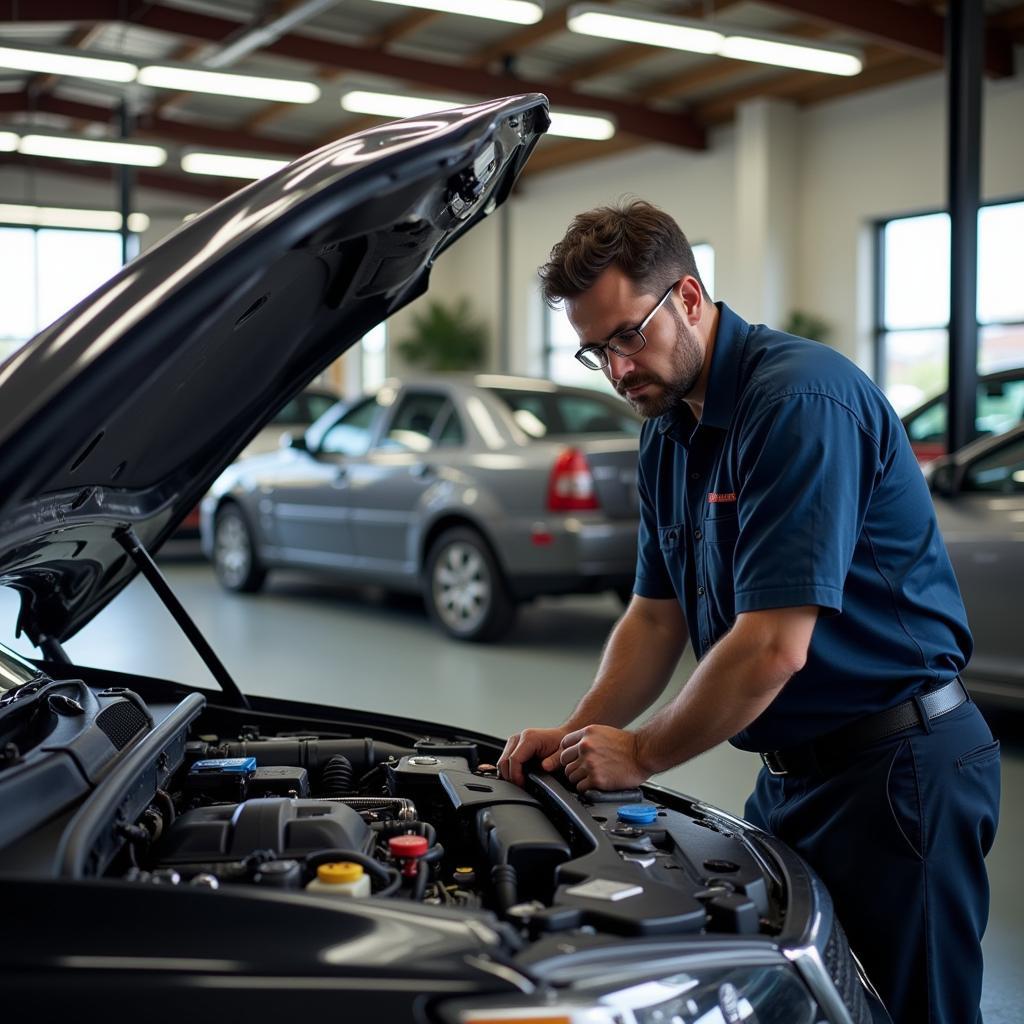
[191,757,257,774]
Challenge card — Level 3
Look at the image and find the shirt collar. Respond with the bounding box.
[657,301,749,436]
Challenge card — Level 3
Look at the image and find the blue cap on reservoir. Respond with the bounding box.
[617,803,658,825]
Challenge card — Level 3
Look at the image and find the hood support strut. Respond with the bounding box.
[114,527,250,709]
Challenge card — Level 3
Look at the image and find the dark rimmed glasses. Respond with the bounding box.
[574,281,677,371]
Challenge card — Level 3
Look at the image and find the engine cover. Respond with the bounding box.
[158,798,373,866]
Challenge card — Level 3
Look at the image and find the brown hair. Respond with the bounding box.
[538,199,708,308]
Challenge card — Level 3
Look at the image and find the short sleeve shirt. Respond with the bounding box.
[634,303,972,751]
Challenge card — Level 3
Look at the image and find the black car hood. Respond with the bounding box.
[0,95,548,646]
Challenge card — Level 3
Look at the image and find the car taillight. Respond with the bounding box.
[548,447,600,511]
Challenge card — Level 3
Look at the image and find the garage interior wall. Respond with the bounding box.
[392,65,1024,379]
[2,67,1022,386]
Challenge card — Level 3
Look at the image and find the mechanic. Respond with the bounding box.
[497,200,1000,1024]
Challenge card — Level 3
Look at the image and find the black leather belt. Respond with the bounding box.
[759,677,969,777]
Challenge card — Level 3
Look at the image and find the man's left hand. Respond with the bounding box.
[558,725,650,792]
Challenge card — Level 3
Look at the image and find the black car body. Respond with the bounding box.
[0,97,885,1023]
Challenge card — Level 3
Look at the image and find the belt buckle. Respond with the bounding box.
[760,751,788,776]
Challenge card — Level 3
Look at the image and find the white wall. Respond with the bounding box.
[407,65,1024,374]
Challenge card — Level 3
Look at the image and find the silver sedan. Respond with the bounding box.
[201,375,641,642]
[928,422,1024,707]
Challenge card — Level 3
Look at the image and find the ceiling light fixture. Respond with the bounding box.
[362,0,542,25]
[136,66,320,104]
[567,4,863,76]
[0,43,138,83]
[0,131,19,152]
[341,91,615,141]
[180,152,290,180]
[18,135,168,168]
[0,203,149,232]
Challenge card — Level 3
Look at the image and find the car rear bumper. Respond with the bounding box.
[492,514,637,597]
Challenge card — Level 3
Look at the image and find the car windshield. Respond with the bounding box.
[491,388,641,439]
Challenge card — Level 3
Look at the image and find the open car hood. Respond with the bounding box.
[0,95,548,647]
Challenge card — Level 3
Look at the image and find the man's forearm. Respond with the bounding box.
[563,600,688,732]
[635,612,811,773]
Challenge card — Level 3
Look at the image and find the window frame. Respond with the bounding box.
[873,194,1024,392]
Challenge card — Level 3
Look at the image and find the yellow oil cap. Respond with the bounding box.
[317,862,364,884]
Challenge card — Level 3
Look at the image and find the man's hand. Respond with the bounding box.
[559,725,650,792]
[498,727,567,786]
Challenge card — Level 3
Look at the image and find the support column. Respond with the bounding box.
[733,98,800,328]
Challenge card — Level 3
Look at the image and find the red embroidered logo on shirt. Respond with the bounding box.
[707,491,737,503]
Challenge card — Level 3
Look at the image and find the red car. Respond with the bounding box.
[901,367,1024,464]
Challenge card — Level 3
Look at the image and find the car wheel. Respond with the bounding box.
[425,527,514,642]
[213,504,266,593]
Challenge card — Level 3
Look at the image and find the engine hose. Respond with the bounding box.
[374,820,435,846]
[210,738,413,772]
[491,864,519,915]
[322,797,418,820]
[304,848,402,898]
[321,755,355,796]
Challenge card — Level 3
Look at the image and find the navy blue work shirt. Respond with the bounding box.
[634,302,972,751]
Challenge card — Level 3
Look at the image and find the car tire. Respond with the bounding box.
[213,504,266,593]
[424,527,515,642]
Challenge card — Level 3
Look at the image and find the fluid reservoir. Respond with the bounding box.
[305,861,371,898]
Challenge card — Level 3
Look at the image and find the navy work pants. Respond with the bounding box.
[744,699,1000,1024]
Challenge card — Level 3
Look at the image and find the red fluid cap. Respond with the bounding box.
[389,834,429,875]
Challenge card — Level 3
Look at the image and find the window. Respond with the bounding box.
[0,226,124,363]
[491,388,641,439]
[963,434,1024,494]
[543,243,715,388]
[317,398,381,456]
[876,199,1024,416]
[381,392,448,452]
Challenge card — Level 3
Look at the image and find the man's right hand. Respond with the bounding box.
[497,727,567,786]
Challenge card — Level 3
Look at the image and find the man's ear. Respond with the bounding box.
[677,276,704,324]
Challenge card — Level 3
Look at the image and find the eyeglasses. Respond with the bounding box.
[574,282,677,371]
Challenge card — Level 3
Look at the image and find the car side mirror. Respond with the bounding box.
[281,431,308,452]
[928,461,957,498]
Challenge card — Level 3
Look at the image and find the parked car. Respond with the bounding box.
[174,386,339,538]
[237,385,339,459]
[927,422,1024,708]
[0,96,885,1023]
[902,366,1024,464]
[201,375,642,642]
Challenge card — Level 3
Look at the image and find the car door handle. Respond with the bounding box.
[332,465,348,486]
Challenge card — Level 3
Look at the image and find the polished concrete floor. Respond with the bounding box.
[3,559,1020,1019]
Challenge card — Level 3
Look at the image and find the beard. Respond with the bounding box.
[615,311,703,418]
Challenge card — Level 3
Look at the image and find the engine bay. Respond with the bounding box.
[105,703,782,942]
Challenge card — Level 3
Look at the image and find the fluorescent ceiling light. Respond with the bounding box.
[548,112,615,141]
[0,203,149,232]
[0,44,137,83]
[568,4,863,76]
[719,35,862,76]
[0,131,18,152]
[341,91,616,141]
[137,66,320,104]
[341,91,453,118]
[181,152,290,180]
[363,0,542,24]
[568,6,723,54]
[18,135,167,168]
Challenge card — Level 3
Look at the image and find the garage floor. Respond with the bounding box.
[4,559,1020,1021]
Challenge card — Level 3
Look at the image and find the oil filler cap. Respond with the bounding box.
[617,803,658,825]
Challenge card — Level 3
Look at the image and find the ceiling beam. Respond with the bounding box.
[0,89,307,159]
[520,134,649,178]
[0,151,234,202]
[760,0,1014,77]
[464,9,569,69]
[4,1,705,149]
[366,9,442,48]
